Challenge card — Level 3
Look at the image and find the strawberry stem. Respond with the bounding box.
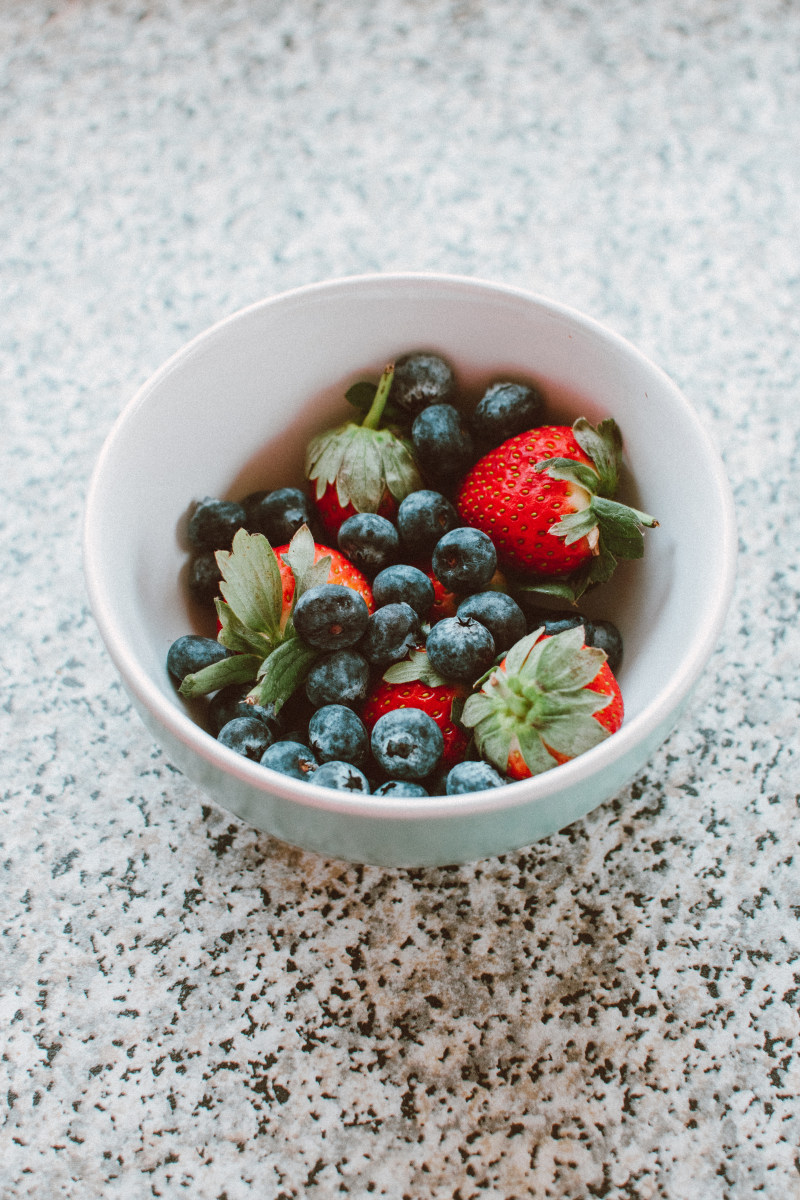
[360,363,396,430]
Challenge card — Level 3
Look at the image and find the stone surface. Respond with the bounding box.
[2,1,799,1196]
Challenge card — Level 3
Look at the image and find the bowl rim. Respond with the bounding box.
[83,270,738,823]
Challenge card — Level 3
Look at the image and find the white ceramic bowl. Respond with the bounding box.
[84,273,736,866]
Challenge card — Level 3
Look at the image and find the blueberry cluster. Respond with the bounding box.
[185,487,320,605]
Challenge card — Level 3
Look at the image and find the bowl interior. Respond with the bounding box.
[85,274,735,845]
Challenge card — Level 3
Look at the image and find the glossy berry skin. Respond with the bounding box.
[337,512,399,578]
[372,564,435,619]
[293,584,370,651]
[471,381,545,448]
[261,740,318,780]
[187,550,223,607]
[360,677,469,771]
[208,683,282,737]
[188,497,248,551]
[514,602,587,637]
[315,483,398,543]
[392,352,456,417]
[359,602,422,667]
[432,527,497,594]
[426,615,496,684]
[307,704,369,765]
[217,715,276,761]
[456,425,597,576]
[166,635,232,685]
[313,760,371,793]
[373,780,429,797]
[455,592,527,653]
[411,404,475,484]
[396,489,460,557]
[305,649,371,708]
[370,707,444,781]
[247,487,316,545]
[588,619,624,676]
[445,761,507,794]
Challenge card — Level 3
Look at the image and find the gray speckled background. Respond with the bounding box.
[2,2,799,1196]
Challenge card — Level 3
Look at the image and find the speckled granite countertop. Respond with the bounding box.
[3,2,799,1196]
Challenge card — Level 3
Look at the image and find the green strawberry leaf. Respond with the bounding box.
[215,529,283,640]
[572,417,623,497]
[346,380,406,426]
[305,422,359,500]
[524,625,606,691]
[283,523,332,603]
[342,426,386,512]
[513,726,560,775]
[380,433,424,501]
[345,380,378,411]
[249,638,320,712]
[549,507,599,546]
[534,708,611,759]
[383,648,448,687]
[215,598,276,656]
[533,456,599,494]
[179,652,262,698]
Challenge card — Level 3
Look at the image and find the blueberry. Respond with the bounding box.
[445,761,507,794]
[337,512,399,577]
[308,704,369,765]
[188,497,247,551]
[425,615,496,683]
[313,760,371,793]
[471,381,545,448]
[432,527,497,593]
[217,715,276,761]
[208,684,282,737]
[305,649,371,708]
[373,780,429,797]
[517,603,588,637]
[187,551,223,607]
[456,592,526,653]
[166,635,232,685]
[587,618,623,675]
[261,740,318,781]
[396,489,460,557]
[411,404,475,484]
[246,487,315,545]
[359,602,422,667]
[392,352,456,417]
[372,564,435,619]
[292,584,370,650]
[370,708,444,780]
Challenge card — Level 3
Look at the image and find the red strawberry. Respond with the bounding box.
[360,650,470,771]
[215,536,375,635]
[274,541,374,613]
[456,417,657,598]
[460,625,623,780]
[305,363,423,540]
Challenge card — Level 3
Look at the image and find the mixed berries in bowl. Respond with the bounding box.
[168,354,652,799]
[84,274,736,866]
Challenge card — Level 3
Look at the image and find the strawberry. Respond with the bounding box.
[455,418,657,600]
[180,525,342,712]
[360,649,470,771]
[305,363,423,540]
[460,625,623,780]
[273,540,374,613]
